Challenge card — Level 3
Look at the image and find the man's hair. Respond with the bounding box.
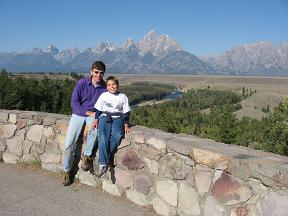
[106,76,119,86]
[91,61,106,72]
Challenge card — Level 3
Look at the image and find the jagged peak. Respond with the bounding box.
[95,41,116,52]
[138,30,182,56]
[96,41,114,47]
[66,47,79,51]
[142,29,157,41]
[221,41,275,55]
[243,41,272,49]
[58,47,79,54]
[123,38,135,48]
[47,44,57,49]
[32,47,41,51]
[159,34,171,40]
[255,41,272,46]
[30,47,44,54]
[45,44,59,55]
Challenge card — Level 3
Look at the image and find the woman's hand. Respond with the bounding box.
[92,119,99,129]
[124,123,131,133]
[85,111,95,117]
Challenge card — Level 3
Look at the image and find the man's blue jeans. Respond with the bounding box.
[98,115,124,165]
[63,114,97,172]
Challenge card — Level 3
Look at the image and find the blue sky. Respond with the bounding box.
[0,0,287,55]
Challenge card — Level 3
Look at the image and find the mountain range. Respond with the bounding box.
[1,30,287,76]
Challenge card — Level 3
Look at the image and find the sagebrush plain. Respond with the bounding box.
[114,74,288,96]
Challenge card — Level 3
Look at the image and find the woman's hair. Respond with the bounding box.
[106,76,119,86]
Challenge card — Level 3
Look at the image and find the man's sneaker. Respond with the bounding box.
[97,165,108,178]
[81,155,93,172]
[63,172,72,186]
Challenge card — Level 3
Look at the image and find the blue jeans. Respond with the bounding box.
[98,115,124,165]
[63,114,98,172]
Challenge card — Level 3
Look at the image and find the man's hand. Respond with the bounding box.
[92,119,99,129]
[124,123,131,133]
[85,111,95,117]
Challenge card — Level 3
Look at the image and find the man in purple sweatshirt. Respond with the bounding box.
[63,61,107,186]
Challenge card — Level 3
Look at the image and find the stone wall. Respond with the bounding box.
[0,109,288,216]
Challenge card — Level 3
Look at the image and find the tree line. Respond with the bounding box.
[0,70,74,114]
[0,70,175,114]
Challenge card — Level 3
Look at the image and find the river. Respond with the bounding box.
[132,90,184,107]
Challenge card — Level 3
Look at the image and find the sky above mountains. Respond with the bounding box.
[0,0,287,55]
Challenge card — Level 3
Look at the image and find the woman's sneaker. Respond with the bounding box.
[81,155,93,172]
[97,165,108,178]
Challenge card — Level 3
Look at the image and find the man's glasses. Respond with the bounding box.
[93,70,105,75]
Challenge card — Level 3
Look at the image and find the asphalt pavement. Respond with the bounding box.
[0,163,156,216]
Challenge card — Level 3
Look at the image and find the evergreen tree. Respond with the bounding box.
[264,98,288,155]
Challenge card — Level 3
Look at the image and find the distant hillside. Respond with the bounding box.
[240,93,282,111]
[201,42,288,76]
[235,93,283,120]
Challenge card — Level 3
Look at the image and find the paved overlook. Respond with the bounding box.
[0,163,156,216]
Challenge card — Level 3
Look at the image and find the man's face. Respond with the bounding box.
[91,69,104,83]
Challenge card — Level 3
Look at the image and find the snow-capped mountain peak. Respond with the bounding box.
[123,38,136,49]
[94,41,116,53]
[142,29,157,42]
[30,47,44,54]
[138,30,182,56]
[44,44,59,55]
[202,41,288,76]
[56,47,80,64]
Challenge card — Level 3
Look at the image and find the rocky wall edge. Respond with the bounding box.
[0,109,288,216]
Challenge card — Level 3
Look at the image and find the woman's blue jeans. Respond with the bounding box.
[63,114,97,172]
[98,115,124,165]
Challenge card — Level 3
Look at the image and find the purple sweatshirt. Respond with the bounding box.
[71,76,107,117]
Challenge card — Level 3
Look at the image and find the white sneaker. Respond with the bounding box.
[98,164,107,178]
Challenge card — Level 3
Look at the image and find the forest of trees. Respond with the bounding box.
[0,70,175,114]
[0,70,75,114]
[131,88,288,156]
[0,69,287,156]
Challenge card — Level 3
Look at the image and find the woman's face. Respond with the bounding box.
[107,80,118,94]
